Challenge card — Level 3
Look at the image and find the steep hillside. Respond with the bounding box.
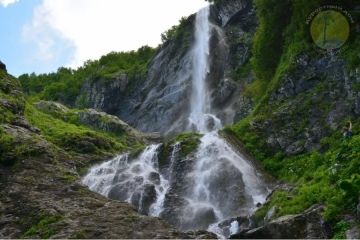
[224,0,360,237]
[0,66,214,238]
[3,0,360,238]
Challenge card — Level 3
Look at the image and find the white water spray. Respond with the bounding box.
[183,5,269,234]
[82,144,169,216]
[82,5,270,237]
[189,6,216,133]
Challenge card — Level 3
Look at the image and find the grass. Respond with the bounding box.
[23,215,63,239]
[24,102,130,155]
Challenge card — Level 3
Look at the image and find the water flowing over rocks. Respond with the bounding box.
[0,69,215,239]
[70,0,256,136]
[82,5,271,237]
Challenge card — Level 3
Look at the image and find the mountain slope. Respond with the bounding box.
[0,66,215,239]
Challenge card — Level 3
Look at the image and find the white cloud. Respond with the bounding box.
[23,0,208,69]
[0,0,19,7]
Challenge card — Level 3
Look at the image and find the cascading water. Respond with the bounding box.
[82,5,270,238]
[178,6,269,234]
[82,144,169,216]
[188,7,212,133]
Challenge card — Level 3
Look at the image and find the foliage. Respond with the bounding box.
[0,127,15,166]
[158,132,202,167]
[161,17,191,43]
[23,215,63,239]
[251,0,292,81]
[332,220,351,239]
[229,0,360,225]
[173,132,202,157]
[0,70,24,124]
[24,103,130,154]
[18,46,156,106]
[229,119,360,222]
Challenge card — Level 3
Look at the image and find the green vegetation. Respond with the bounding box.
[332,220,351,239]
[0,70,24,124]
[228,114,360,223]
[173,132,202,158]
[18,46,156,106]
[161,14,195,59]
[25,103,133,154]
[251,0,292,82]
[23,215,63,239]
[158,132,202,167]
[227,0,360,228]
[0,127,15,166]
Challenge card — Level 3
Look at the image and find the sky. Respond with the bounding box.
[0,0,208,76]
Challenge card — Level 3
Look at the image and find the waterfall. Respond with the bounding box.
[189,7,219,132]
[181,5,269,235]
[82,5,270,238]
[82,144,169,216]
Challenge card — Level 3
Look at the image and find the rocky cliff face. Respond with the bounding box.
[251,54,359,156]
[75,0,255,135]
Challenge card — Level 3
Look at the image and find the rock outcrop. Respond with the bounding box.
[251,54,359,156]
[231,205,331,239]
[34,100,156,143]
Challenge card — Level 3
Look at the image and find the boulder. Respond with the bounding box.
[34,100,69,118]
[232,205,331,239]
[148,172,161,185]
[140,184,157,215]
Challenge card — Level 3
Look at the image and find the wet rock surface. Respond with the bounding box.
[231,205,331,239]
[63,0,256,136]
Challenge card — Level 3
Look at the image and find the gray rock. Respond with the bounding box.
[0,60,6,71]
[76,72,128,113]
[148,172,161,185]
[215,0,250,27]
[285,140,304,155]
[232,204,331,239]
[34,100,69,117]
[346,225,360,239]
